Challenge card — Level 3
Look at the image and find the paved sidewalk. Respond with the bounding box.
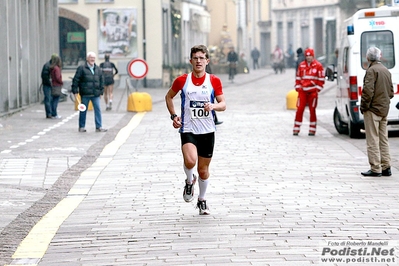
[2,68,399,265]
[0,68,273,265]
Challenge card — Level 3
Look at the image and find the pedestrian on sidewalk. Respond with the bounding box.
[285,44,294,68]
[251,47,260,70]
[100,53,118,111]
[49,55,63,119]
[227,46,238,82]
[165,44,226,215]
[272,45,284,74]
[41,54,58,119]
[71,51,107,133]
[295,48,305,71]
[293,48,324,136]
[360,46,393,177]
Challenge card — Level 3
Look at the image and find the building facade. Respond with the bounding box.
[271,0,341,67]
[3,0,384,116]
[207,0,272,70]
[270,0,392,68]
[162,0,210,85]
[0,0,59,116]
[59,0,164,88]
[59,0,212,88]
[0,0,272,117]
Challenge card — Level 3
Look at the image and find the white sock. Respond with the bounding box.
[183,165,194,184]
[198,177,209,200]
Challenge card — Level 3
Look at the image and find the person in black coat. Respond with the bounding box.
[72,51,107,133]
[296,48,305,71]
[251,47,260,69]
[227,47,238,81]
[41,54,58,118]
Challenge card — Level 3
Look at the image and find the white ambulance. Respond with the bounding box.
[326,3,399,138]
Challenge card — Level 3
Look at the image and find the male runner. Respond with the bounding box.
[165,44,226,215]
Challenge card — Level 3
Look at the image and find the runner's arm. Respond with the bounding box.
[214,94,226,112]
[204,94,226,112]
[165,88,179,117]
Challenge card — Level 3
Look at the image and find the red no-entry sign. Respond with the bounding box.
[127,59,148,79]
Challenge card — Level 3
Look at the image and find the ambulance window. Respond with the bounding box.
[361,31,395,69]
[343,47,349,74]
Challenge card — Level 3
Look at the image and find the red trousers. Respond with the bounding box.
[293,91,318,134]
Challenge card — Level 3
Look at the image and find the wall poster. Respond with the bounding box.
[98,8,137,58]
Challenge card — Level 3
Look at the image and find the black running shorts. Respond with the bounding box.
[180,132,215,158]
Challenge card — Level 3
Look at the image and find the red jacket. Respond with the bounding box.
[51,65,63,87]
[295,59,324,93]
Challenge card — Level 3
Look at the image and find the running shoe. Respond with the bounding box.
[196,199,210,215]
[183,175,197,202]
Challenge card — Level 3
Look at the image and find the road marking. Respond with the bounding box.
[11,197,84,260]
[6,112,146,266]
[0,113,78,154]
[0,201,26,207]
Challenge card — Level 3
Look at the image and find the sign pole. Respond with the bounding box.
[126,58,151,112]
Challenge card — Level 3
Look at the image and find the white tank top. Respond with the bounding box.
[179,73,216,134]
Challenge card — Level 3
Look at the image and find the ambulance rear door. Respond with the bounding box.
[357,8,399,126]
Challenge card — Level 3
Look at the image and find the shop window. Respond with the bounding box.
[59,17,87,69]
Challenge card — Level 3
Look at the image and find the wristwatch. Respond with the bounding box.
[170,114,177,120]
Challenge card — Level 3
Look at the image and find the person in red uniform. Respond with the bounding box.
[293,48,324,136]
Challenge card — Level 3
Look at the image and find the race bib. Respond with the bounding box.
[189,100,210,119]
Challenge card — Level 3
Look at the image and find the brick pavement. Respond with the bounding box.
[2,68,399,265]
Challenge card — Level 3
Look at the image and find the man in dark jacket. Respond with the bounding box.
[41,54,57,118]
[251,47,260,69]
[227,46,238,81]
[72,51,107,133]
[295,48,305,71]
[360,46,394,177]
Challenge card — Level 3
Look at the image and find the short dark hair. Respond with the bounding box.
[190,45,209,59]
